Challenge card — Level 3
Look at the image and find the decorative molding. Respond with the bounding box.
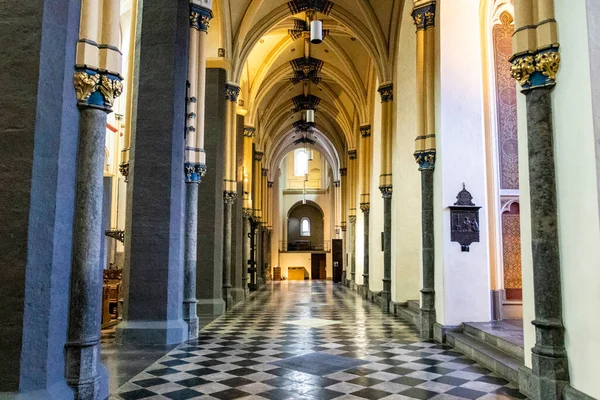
[268,181,274,188]
[291,94,320,112]
[105,229,125,244]
[243,208,253,217]
[348,150,357,160]
[360,125,372,138]
[294,136,316,146]
[243,126,256,138]
[262,168,268,176]
[510,48,560,91]
[339,168,347,177]
[379,185,393,198]
[254,151,264,161]
[414,149,436,171]
[189,4,213,32]
[218,48,225,57]
[224,191,237,204]
[333,180,341,188]
[412,2,436,31]
[225,83,241,102]
[349,215,357,223]
[290,57,324,85]
[360,202,370,213]
[119,162,130,181]
[378,84,394,103]
[287,0,333,15]
[73,70,122,110]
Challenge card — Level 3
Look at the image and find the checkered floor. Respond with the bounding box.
[114,281,527,399]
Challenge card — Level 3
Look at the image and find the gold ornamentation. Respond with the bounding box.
[73,71,100,102]
[425,12,435,26]
[98,75,123,107]
[535,51,561,82]
[510,56,535,87]
[360,202,370,213]
[413,13,423,27]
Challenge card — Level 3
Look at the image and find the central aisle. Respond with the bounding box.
[115,282,526,399]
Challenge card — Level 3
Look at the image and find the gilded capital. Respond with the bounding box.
[262,168,268,177]
[349,150,357,160]
[413,2,436,31]
[340,168,347,177]
[360,202,371,213]
[225,83,241,103]
[73,70,122,110]
[510,48,560,91]
[190,4,213,32]
[244,126,256,138]
[333,180,341,188]
[379,185,393,198]
[378,84,394,103]
[254,151,264,161]
[349,215,357,223]
[224,191,237,204]
[414,150,436,171]
[185,162,207,183]
[360,125,372,138]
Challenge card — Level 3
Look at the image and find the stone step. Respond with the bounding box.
[462,322,525,360]
[394,303,420,328]
[446,331,522,386]
[407,300,420,313]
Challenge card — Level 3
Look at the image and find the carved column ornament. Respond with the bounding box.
[190,4,213,32]
[510,48,561,91]
[73,71,123,111]
[360,125,371,138]
[268,181,274,188]
[349,150,357,160]
[380,186,393,198]
[349,215,357,223]
[360,202,370,213]
[334,180,341,188]
[254,151,264,161]
[378,84,394,103]
[339,168,347,177]
[224,191,237,204]
[244,126,256,138]
[225,83,241,103]
[412,1,436,31]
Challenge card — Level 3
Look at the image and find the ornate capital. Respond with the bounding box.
[413,2,436,31]
[243,126,256,138]
[119,162,130,182]
[378,84,394,103]
[349,215,357,223]
[190,4,213,32]
[360,202,370,213]
[510,48,560,91]
[254,151,264,161]
[340,168,347,177]
[105,229,125,244]
[414,150,436,171]
[349,150,357,160]
[360,125,371,138]
[185,162,207,183]
[74,70,122,110]
[224,191,237,204]
[268,181,274,188]
[243,208,253,217]
[333,180,341,188]
[262,168,268,177]
[225,83,241,102]
[379,185,393,198]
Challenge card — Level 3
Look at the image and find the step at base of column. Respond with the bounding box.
[393,302,421,329]
[462,322,524,359]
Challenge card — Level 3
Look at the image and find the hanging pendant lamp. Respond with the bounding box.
[310,20,323,44]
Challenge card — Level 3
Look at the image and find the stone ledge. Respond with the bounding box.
[564,384,597,400]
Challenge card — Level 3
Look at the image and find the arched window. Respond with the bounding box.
[294,149,309,176]
[300,217,311,236]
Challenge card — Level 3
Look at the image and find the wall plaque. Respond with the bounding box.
[450,184,482,252]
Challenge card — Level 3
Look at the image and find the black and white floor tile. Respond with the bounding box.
[114,282,527,400]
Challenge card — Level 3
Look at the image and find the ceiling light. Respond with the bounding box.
[306,109,315,123]
[310,20,323,44]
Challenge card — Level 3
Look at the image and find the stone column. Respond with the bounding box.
[0,0,82,396]
[378,84,394,313]
[243,210,252,294]
[242,127,255,295]
[223,192,236,310]
[116,0,189,345]
[413,2,437,339]
[340,168,347,281]
[359,125,372,297]
[348,150,358,286]
[510,2,568,398]
[66,0,123,396]
[183,2,212,341]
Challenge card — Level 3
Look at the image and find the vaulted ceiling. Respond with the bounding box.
[209,0,407,176]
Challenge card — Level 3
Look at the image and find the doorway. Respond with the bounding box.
[311,254,327,280]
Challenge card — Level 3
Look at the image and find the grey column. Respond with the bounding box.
[257,226,265,287]
[381,193,392,312]
[242,212,252,295]
[65,108,110,399]
[523,87,569,398]
[231,115,245,304]
[361,205,370,298]
[223,193,236,310]
[184,183,199,339]
[420,169,436,339]
[0,0,81,396]
[196,68,227,320]
[116,0,189,345]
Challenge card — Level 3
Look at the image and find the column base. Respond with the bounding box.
[197,299,226,319]
[491,289,504,321]
[9,380,75,400]
[380,291,391,313]
[519,365,569,400]
[419,309,436,339]
[115,320,188,345]
[231,288,245,306]
[65,341,108,400]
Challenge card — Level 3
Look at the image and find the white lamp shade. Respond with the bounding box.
[306,109,315,123]
[310,20,323,44]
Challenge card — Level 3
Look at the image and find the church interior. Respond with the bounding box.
[1,0,599,399]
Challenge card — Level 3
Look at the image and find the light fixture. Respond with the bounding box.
[310,20,323,44]
[306,109,315,123]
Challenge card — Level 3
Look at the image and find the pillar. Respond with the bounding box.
[510,1,569,398]
[378,84,394,313]
[261,168,269,282]
[348,150,358,285]
[339,168,347,281]
[230,115,246,304]
[183,2,212,341]
[222,83,240,311]
[413,1,437,339]
[360,125,372,297]
[116,0,189,345]
[195,68,228,321]
[66,0,123,397]
[0,0,81,396]
[242,127,255,294]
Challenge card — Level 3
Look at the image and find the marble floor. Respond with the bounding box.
[112,282,527,399]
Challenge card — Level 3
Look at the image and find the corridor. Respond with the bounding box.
[115,283,526,400]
